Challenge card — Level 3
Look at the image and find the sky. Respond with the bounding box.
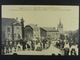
[2,5,79,31]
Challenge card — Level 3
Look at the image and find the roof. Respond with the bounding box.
[13,22,21,26]
[2,18,18,26]
[41,27,59,32]
[2,18,20,31]
[25,24,39,30]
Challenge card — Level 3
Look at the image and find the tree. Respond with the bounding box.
[59,34,65,40]
[72,32,79,44]
[68,30,79,44]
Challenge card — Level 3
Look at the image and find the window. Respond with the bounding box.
[14,34,16,38]
[8,34,10,37]
[17,27,19,31]
[18,34,20,39]
[17,27,19,30]
[7,27,10,32]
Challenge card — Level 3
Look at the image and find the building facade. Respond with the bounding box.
[5,26,12,41]
[2,18,22,42]
[24,20,64,41]
[40,27,47,39]
[24,24,40,40]
[40,27,60,40]
[13,22,22,41]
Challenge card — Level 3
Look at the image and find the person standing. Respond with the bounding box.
[46,40,49,49]
[70,44,77,56]
[42,38,46,49]
[40,41,42,50]
[14,42,17,52]
[26,41,30,50]
[22,42,25,51]
[31,40,35,51]
[36,42,42,51]
[61,40,64,48]
[2,41,5,55]
[69,42,72,48]
[75,45,78,55]
[6,41,9,53]
[64,42,70,56]
[9,41,13,52]
[17,42,21,51]
[47,37,51,48]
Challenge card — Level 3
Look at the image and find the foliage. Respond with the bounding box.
[67,30,79,44]
[59,34,65,40]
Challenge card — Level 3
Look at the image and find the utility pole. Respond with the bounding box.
[12,22,14,41]
[21,17,24,40]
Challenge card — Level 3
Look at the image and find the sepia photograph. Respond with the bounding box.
[1,5,79,56]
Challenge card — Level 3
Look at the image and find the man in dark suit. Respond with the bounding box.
[42,38,46,49]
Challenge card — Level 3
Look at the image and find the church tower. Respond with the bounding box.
[57,19,63,34]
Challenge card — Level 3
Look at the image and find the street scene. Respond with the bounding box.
[1,5,79,56]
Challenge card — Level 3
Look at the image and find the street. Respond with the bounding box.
[4,44,63,55]
[4,41,78,56]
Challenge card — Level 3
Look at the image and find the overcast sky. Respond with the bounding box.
[2,5,79,31]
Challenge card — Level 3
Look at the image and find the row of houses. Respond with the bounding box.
[24,19,63,40]
[24,24,60,40]
[2,17,63,42]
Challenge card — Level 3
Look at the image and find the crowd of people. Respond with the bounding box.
[1,37,51,55]
[55,39,78,56]
[1,37,78,56]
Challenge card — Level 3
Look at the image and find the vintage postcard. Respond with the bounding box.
[1,5,79,56]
